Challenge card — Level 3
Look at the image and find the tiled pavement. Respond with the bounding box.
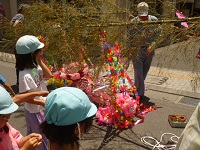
[127,63,200,99]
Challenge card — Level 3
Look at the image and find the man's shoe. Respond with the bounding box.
[139,95,150,104]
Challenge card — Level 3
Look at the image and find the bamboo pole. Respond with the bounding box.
[66,16,200,28]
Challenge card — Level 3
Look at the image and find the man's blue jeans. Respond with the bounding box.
[133,47,154,96]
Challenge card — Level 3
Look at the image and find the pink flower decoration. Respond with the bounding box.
[53,71,61,78]
[122,99,138,117]
[175,11,189,28]
[96,106,113,124]
[115,93,138,117]
[196,49,200,59]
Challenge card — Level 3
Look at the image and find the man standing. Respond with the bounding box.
[128,2,160,100]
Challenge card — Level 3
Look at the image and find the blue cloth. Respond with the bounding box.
[11,13,24,23]
[0,74,6,85]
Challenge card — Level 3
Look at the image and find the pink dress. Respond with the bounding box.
[0,123,23,150]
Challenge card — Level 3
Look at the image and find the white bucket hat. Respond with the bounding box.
[45,87,97,126]
[137,2,149,16]
[16,35,44,54]
[0,86,18,114]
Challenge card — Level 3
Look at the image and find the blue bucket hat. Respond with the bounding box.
[45,87,97,126]
[16,35,44,54]
[0,86,18,114]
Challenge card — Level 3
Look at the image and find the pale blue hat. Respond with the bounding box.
[0,86,18,114]
[45,87,97,126]
[16,35,44,54]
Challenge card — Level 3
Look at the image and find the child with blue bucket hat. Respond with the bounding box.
[0,86,45,150]
[15,35,53,150]
[40,87,97,150]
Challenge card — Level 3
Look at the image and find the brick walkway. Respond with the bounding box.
[127,64,200,99]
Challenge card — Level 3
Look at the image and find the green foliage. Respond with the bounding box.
[1,0,200,72]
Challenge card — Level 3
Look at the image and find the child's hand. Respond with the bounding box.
[35,49,42,62]
[21,133,42,150]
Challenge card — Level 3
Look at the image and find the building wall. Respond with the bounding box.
[0,0,199,22]
[195,0,200,8]
[0,0,17,20]
[0,0,35,20]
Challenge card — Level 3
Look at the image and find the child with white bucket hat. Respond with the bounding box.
[15,35,53,150]
[0,86,44,150]
[40,87,97,150]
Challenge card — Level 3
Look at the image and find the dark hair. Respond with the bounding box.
[0,118,9,142]
[40,116,93,147]
[2,124,9,134]
[16,49,40,71]
[18,4,29,13]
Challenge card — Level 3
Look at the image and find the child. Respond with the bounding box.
[0,86,42,150]
[40,87,97,150]
[15,35,53,150]
[0,74,16,96]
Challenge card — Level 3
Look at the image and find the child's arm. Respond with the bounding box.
[38,60,54,78]
[0,74,15,96]
[26,98,46,107]
[13,20,20,27]
[3,82,16,96]
[36,50,53,78]
[13,91,48,105]
[19,133,42,150]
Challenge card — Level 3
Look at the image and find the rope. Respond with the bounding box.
[141,133,179,150]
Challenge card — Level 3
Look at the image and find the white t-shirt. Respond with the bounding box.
[19,66,47,113]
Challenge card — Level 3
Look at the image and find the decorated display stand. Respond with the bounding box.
[94,31,156,129]
[42,31,156,130]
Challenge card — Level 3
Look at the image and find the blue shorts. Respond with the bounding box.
[0,74,6,85]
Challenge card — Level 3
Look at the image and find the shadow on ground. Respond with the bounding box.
[96,126,151,150]
[81,98,157,150]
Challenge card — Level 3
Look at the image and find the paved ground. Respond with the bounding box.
[0,60,197,150]
[128,64,200,97]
